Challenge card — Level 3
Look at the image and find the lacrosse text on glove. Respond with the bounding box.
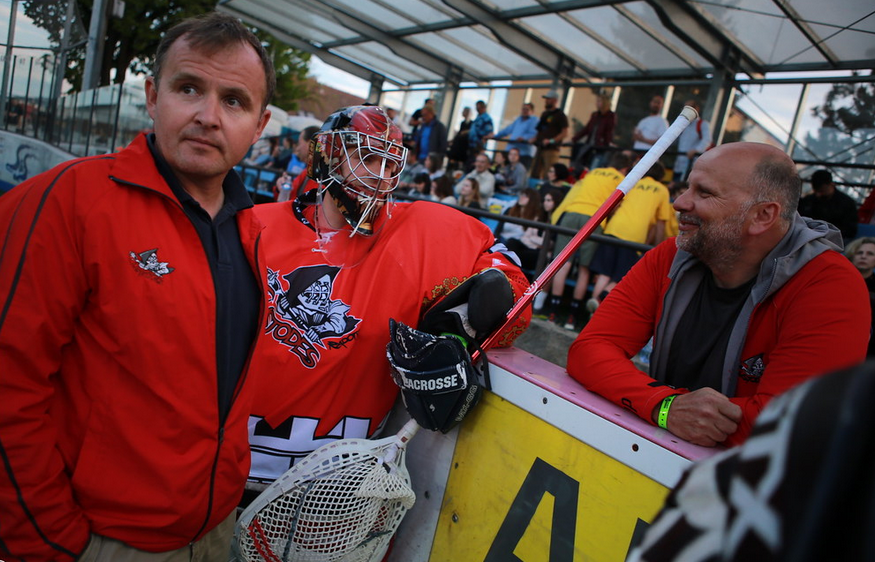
[387,320,487,433]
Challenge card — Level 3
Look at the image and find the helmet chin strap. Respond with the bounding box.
[312,189,389,270]
[321,176,387,237]
[315,188,350,232]
[351,194,382,237]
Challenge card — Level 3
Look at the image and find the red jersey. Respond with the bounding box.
[247,196,530,481]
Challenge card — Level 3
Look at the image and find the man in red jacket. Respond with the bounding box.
[0,12,274,561]
[568,142,869,448]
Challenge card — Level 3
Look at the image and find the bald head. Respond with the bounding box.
[675,142,801,286]
[695,142,800,223]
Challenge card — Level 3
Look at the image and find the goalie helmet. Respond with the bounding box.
[308,105,407,236]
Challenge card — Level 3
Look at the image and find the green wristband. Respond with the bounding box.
[440,332,469,347]
[657,395,677,429]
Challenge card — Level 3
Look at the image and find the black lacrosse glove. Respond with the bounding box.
[418,268,514,344]
[386,269,514,433]
[387,319,488,433]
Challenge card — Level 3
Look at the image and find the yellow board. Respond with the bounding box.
[431,392,671,561]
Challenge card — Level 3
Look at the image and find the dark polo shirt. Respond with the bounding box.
[147,133,261,420]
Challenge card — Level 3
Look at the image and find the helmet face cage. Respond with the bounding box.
[308,106,407,236]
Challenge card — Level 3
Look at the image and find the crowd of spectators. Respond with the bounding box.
[242,91,714,209]
[240,98,869,353]
[223,94,874,562]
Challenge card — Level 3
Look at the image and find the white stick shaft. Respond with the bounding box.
[397,417,421,443]
[379,418,421,469]
[616,105,698,195]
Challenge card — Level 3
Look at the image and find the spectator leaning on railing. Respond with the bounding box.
[568,142,869,448]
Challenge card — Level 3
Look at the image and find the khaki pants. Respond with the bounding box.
[531,147,560,180]
[78,512,236,562]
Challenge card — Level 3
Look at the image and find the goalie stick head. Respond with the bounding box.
[234,420,419,562]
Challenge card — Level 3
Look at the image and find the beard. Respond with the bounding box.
[675,210,746,269]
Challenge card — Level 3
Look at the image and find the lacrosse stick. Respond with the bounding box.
[474,105,699,361]
[235,418,420,562]
[234,107,697,562]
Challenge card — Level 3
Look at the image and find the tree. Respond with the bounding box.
[811,77,875,140]
[23,1,313,110]
[25,0,221,90]
[253,29,314,112]
[805,76,875,190]
[19,0,86,51]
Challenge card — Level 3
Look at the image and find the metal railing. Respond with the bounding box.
[392,191,653,286]
[2,71,151,159]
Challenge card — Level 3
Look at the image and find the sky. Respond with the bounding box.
[1,0,57,49]
[308,49,866,150]
[2,0,868,150]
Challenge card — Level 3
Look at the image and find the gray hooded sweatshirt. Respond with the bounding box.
[649,214,843,396]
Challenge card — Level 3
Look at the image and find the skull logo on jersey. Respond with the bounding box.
[299,275,331,316]
[266,265,361,366]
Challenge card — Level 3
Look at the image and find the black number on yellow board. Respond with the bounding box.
[625,518,650,560]
[484,457,579,562]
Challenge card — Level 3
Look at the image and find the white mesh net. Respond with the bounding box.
[235,420,419,562]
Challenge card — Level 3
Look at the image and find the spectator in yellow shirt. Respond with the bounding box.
[540,151,633,329]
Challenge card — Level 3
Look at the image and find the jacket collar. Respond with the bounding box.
[111,133,253,214]
[657,214,841,394]
[110,133,265,245]
[111,133,177,198]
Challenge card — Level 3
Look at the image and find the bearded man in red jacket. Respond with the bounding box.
[568,142,869,447]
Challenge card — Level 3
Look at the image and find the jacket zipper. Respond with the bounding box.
[191,230,265,542]
[113,175,252,542]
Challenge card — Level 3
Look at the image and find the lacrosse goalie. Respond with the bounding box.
[245,104,530,498]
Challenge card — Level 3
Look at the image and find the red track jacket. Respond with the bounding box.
[0,135,267,561]
[569,227,869,446]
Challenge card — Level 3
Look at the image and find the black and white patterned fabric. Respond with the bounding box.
[629,360,875,562]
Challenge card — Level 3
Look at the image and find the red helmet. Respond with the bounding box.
[308,105,407,236]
